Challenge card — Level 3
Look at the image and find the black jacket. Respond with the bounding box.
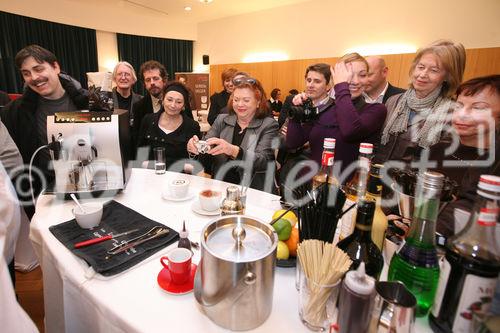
[137,111,200,170]
[131,94,194,158]
[383,83,406,104]
[0,76,88,217]
[208,90,230,125]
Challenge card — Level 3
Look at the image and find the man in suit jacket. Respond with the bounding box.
[363,56,405,104]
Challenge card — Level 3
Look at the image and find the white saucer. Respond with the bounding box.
[191,201,221,216]
[161,191,195,202]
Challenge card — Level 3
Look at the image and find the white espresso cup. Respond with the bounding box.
[169,179,190,198]
[199,189,222,211]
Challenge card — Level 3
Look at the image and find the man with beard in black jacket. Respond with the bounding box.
[0,45,88,218]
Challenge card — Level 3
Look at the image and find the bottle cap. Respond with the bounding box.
[422,171,444,189]
[343,262,375,295]
[323,138,336,149]
[180,221,189,238]
[478,175,500,193]
[359,143,373,154]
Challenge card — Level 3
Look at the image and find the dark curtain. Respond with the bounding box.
[117,33,193,96]
[0,11,98,94]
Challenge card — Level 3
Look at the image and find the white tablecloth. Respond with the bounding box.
[30,168,430,332]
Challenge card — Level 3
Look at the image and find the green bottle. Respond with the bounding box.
[388,171,443,317]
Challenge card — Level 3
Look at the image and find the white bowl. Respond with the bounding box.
[72,203,103,229]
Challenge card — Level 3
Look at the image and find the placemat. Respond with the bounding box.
[49,200,179,276]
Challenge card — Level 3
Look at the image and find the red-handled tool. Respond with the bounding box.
[74,229,140,249]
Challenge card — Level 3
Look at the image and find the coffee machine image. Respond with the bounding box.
[47,110,131,199]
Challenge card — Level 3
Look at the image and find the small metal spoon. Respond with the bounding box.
[70,193,86,213]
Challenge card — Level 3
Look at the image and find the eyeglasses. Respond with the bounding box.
[232,77,257,86]
[117,72,131,78]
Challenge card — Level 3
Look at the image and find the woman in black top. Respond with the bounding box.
[137,82,200,171]
[207,68,238,125]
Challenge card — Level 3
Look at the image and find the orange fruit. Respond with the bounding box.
[285,228,299,257]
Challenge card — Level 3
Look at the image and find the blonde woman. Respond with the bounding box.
[375,39,466,163]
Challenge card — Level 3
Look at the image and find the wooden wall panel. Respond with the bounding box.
[209,47,500,99]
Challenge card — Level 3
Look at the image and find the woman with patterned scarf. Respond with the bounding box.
[374,40,466,165]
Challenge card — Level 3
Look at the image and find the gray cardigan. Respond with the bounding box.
[204,114,279,191]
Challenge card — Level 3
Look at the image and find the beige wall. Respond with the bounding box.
[2,0,500,74]
[0,0,197,40]
[194,0,500,69]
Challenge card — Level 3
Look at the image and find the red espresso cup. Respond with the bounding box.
[160,248,192,284]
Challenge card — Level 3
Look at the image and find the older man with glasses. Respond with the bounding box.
[112,61,143,125]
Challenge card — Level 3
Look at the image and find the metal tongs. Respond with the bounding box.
[107,226,169,255]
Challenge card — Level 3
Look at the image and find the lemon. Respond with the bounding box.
[272,210,298,227]
[272,219,292,241]
[277,241,290,260]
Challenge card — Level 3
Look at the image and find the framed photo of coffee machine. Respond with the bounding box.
[47,109,131,199]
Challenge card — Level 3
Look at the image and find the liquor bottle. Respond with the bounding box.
[366,164,388,251]
[312,138,338,189]
[337,199,384,279]
[334,143,373,243]
[429,175,500,333]
[388,171,444,317]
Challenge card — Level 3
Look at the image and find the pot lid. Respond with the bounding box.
[205,217,276,262]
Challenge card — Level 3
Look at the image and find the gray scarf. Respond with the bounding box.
[381,86,452,148]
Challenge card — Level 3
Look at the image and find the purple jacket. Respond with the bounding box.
[286,82,387,177]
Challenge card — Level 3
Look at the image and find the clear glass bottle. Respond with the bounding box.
[335,143,373,243]
[337,199,384,279]
[312,138,338,189]
[429,175,500,332]
[366,164,388,251]
[220,186,244,215]
[388,171,443,317]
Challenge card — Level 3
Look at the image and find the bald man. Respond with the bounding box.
[363,56,405,104]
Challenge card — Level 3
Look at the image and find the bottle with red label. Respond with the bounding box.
[312,138,337,189]
[429,175,500,333]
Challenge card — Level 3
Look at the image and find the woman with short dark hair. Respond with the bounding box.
[137,82,200,170]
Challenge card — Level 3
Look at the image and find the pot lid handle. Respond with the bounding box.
[232,223,246,248]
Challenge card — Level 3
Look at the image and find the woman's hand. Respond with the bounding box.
[187,135,200,155]
[206,137,239,158]
[331,62,353,86]
[292,92,307,106]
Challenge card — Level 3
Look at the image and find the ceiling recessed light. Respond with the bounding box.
[184,6,192,11]
[199,0,213,4]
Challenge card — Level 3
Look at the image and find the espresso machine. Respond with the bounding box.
[47,109,131,199]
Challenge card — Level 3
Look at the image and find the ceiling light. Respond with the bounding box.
[184,6,192,11]
[199,0,213,4]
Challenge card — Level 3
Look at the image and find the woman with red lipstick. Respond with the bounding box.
[187,77,278,191]
[137,82,200,170]
[286,54,387,180]
[430,75,500,236]
[375,39,466,164]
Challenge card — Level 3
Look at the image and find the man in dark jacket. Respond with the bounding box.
[130,60,167,157]
[363,56,405,104]
[0,45,88,218]
[112,61,143,122]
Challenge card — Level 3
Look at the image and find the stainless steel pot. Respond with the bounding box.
[194,215,278,331]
